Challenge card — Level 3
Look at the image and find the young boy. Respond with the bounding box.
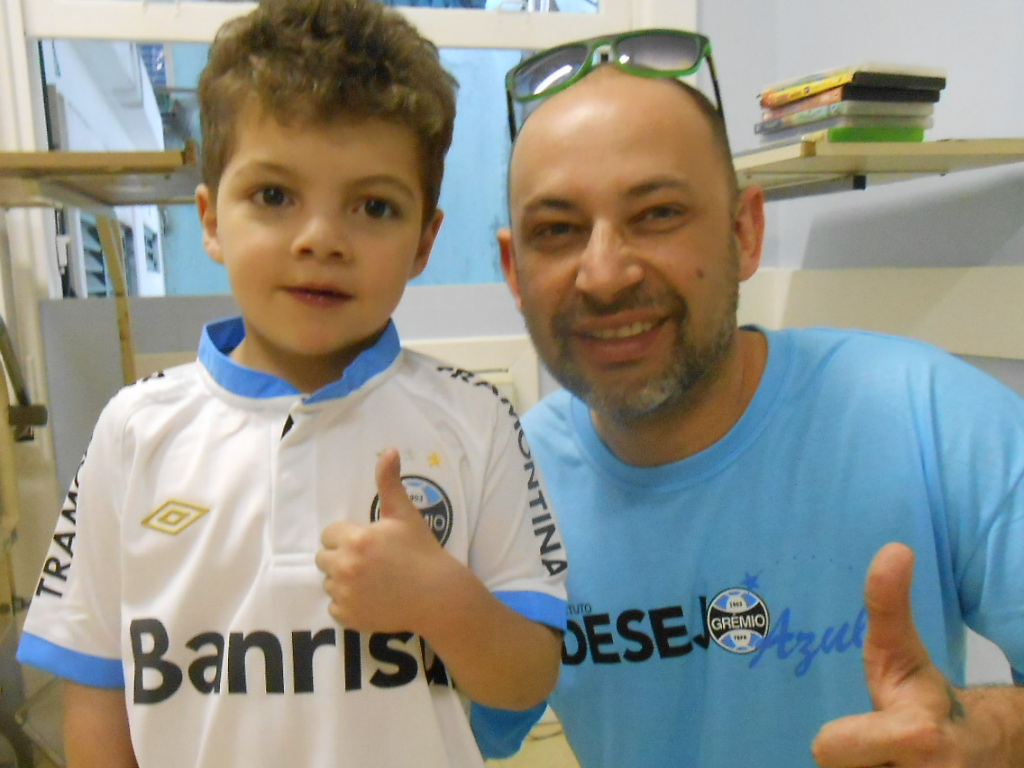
[16,1,566,765]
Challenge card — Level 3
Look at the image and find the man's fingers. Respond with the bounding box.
[862,542,932,707]
[864,542,915,640]
[813,709,909,768]
[811,708,933,768]
[814,545,964,768]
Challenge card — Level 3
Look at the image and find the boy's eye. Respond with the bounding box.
[254,187,289,207]
[363,198,397,219]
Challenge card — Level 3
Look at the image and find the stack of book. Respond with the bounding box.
[755,62,947,146]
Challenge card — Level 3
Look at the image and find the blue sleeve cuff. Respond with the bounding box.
[494,590,566,631]
[17,633,124,689]
[471,701,548,759]
[474,591,563,757]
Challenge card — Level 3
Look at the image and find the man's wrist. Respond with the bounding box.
[959,685,1024,767]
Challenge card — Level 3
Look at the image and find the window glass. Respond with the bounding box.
[150,44,524,294]
[417,47,520,286]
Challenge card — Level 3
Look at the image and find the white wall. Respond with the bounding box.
[702,0,1024,270]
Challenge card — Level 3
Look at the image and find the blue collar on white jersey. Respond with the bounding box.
[197,316,400,403]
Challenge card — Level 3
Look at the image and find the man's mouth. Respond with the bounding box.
[585,321,656,340]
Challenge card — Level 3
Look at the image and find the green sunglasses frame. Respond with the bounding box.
[504,28,724,142]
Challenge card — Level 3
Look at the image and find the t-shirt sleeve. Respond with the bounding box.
[467,391,567,633]
[924,353,1024,679]
[17,401,126,688]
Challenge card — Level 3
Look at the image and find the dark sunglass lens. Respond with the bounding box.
[617,32,701,72]
[513,43,590,98]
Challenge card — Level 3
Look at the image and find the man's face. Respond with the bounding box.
[501,69,762,422]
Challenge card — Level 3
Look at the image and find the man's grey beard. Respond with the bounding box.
[528,284,739,423]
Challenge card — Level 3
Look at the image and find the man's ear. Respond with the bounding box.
[410,209,444,279]
[497,227,523,310]
[195,184,223,265]
[734,184,765,282]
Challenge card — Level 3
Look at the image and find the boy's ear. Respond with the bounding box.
[410,208,444,279]
[497,227,522,310]
[195,184,224,265]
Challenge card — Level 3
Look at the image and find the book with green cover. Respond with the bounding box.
[756,125,927,149]
[756,110,933,135]
[763,97,936,121]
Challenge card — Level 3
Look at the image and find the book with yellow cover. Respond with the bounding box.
[759,62,946,108]
[762,87,940,119]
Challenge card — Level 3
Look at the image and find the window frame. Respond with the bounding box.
[18,0,695,49]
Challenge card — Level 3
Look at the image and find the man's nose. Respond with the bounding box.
[292,209,350,260]
[574,224,643,302]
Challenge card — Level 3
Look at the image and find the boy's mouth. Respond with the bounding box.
[287,285,351,303]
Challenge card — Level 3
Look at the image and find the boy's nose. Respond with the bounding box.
[292,211,350,260]
[574,224,644,303]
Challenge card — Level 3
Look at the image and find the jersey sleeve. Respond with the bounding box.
[470,700,547,759]
[17,399,127,688]
[467,390,567,633]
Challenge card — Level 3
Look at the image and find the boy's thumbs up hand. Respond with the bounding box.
[316,449,444,634]
[374,448,423,523]
[811,543,973,767]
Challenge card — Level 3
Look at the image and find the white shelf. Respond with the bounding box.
[0,142,200,210]
[733,137,1024,200]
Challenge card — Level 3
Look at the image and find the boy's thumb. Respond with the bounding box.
[375,449,416,521]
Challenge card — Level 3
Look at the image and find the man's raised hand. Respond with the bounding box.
[812,542,976,767]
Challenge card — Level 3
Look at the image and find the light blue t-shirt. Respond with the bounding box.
[475,326,1024,767]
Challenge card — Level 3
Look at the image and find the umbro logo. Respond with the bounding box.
[142,501,209,535]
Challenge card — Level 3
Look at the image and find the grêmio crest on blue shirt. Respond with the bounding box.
[562,580,867,678]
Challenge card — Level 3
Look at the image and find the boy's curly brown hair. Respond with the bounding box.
[198,0,457,222]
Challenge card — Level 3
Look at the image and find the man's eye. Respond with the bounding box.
[524,221,582,253]
[363,198,397,219]
[534,222,575,239]
[255,187,289,207]
[637,205,683,223]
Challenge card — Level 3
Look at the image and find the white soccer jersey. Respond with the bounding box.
[19,317,567,768]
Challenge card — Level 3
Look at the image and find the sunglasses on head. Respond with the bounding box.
[504,28,724,142]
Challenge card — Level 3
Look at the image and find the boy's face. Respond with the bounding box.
[196,105,441,392]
